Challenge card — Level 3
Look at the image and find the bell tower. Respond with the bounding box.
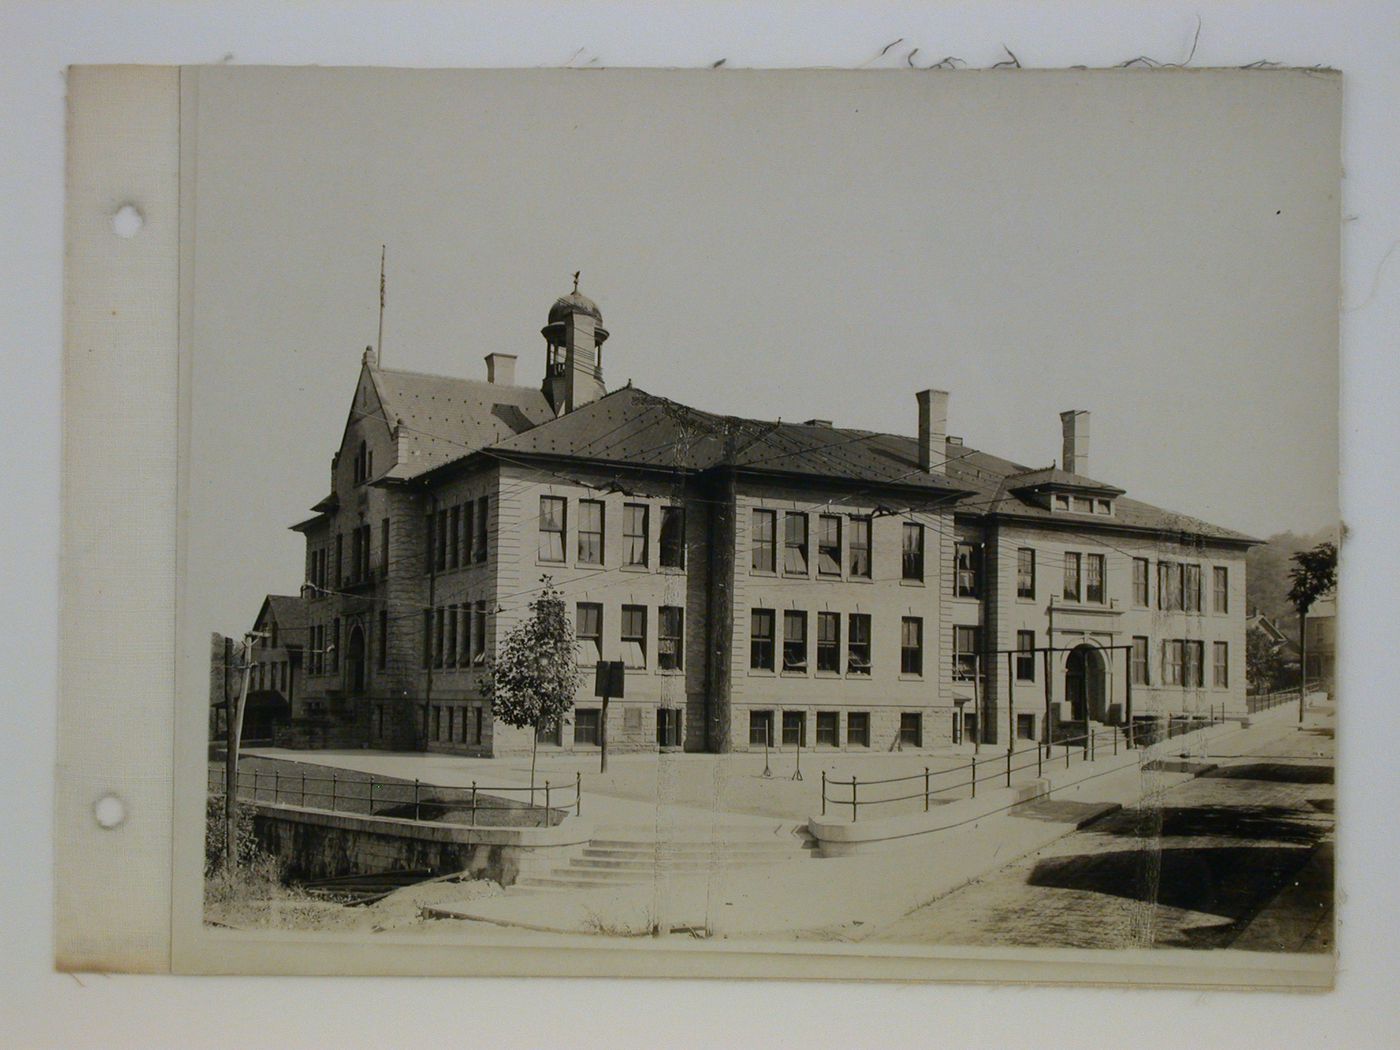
[542,273,608,414]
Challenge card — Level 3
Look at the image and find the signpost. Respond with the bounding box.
[594,660,625,774]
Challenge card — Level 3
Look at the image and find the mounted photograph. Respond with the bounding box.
[67,64,1343,984]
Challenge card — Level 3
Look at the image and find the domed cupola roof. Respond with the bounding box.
[548,290,603,325]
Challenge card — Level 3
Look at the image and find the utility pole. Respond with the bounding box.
[224,629,269,870]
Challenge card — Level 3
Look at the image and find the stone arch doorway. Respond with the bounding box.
[1065,644,1107,722]
[346,624,367,694]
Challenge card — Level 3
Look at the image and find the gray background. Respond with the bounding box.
[5,2,1396,1047]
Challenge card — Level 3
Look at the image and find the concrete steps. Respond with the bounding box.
[510,826,816,893]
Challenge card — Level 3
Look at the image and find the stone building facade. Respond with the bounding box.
[277,286,1257,756]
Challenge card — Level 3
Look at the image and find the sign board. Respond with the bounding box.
[594,659,625,699]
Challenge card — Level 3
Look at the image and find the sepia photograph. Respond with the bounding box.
[162,66,1340,982]
[41,58,1346,992]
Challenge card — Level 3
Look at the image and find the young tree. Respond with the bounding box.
[1245,625,1283,694]
[1287,540,1337,720]
[481,577,584,797]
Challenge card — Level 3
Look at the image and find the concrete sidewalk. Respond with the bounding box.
[425,711,1307,939]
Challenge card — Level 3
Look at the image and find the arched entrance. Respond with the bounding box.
[1065,644,1107,722]
[346,625,366,694]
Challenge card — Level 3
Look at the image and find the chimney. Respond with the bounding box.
[485,353,517,386]
[916,390,949,473]
[1061,410,1089,475]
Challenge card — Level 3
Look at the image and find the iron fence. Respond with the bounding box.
[820,709,1229,821]
[208,765,581,828]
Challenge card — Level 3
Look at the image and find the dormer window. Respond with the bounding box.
[1053,494,1070,511]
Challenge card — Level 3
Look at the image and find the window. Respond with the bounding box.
[749,710,774,747]
[1085,553,1105,604]
[473,706,484,744]
[1095,499,1113,515]
[659,506,685,568]
[849,516,872,578]
[573,709,601,746]
[953,625,980,681]
[474,498,489,562]
[1072,496,1093,513]
[846,712,870,748]
[1162,639,1185,686]
[623,503,649,566]
[1063,552,1081,602]
[817,515,842,575]
[621,605,647,668]
[1184,564,1203,613]
[751,509,776,572]
[953,541,978,596]
[1213,566,1229,614]
[784,513,809,574]
[1131,636,1149,685]
[576,603,602,663]
[1185,640,1205,687]
[816,612,841,673]
[783,611,808,672]
[782,710,806,747]
[445,605,459,667]
[901,617,923,676]
[1159,562,1185,611]
[432,608,444,669]
[1016,630,1036,681]
[448,504,460,568]
[536,718,562,746]
[1213,641,1229,688]
[1133,558,1149,607]
[750,609,775,671]
[435,510,448,572]
[847,614,872,675]
[539,496,566,562]
[659,606,684,671]
[331,619,340,672]
[657,709,682,748]
[816,711,839,746]
[1053,494,1070,511]
[903,523,925,581]
[337,532,346,582]
[381,518,390,580]
[456,504,469,567]
[1017,548,1036,599]
[899,713,922,748]
[578,500,604,565]
[1017,714,1036,740]
[471,600,486,664]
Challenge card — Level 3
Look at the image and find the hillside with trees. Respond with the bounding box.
[1246,527,1336,639]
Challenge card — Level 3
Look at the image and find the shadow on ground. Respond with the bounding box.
[1199,763,1334,785]
[1087,804,1328,846]
[1027,845,1315,948]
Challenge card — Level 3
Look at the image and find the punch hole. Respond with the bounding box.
[94,793,127,829]
[112,204,143,238]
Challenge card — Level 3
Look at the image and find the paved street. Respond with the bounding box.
[866,708,1335,952]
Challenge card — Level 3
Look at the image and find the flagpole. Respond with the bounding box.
[376,244,386,363]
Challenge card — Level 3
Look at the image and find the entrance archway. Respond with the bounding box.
[1065,644,1107,722]
[347,625,366,694]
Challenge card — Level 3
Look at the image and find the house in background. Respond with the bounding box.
[272,283,1257,756]
[1304,596,1336,695]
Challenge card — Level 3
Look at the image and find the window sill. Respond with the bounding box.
[748,668,776,677]
[780,670,809,678]
[815,670,842,678]
[900,578,926,587]
[898,673,924,681]
[749,568,778,578]
[655,667,684,676]
[535,558,568,568]
[658,564,686,574]
[1017,595,1037,604]
[845,672,872,680]
[620,564,651,573]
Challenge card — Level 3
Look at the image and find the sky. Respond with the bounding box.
[185,66,1341,637]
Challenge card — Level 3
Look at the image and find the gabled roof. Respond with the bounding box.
[481,386,971,498]
[256,594,309,637]
[370,366,555,480]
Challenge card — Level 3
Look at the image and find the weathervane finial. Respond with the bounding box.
[572,270,581,294]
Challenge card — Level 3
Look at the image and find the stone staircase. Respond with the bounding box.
[511,824,817,892]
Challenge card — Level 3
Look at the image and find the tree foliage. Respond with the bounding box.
[481,578,584,790]
[1245,625,1284,693]
[1287,541,1337,617]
